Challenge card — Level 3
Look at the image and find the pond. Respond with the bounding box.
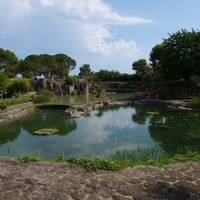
[0,95,200,159]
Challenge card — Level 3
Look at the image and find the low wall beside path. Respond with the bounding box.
[0,102,36,124]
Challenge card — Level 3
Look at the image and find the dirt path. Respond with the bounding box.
[0,158,200,200]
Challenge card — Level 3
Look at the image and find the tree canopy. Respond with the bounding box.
[132,59,152,80]
[0,48,19,78]
[79,64,92,77]
[149,28,200,82]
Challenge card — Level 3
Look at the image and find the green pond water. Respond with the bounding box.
[0,94,200,159]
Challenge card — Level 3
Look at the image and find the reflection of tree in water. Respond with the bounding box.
[132,106,149,124]
[21,109,77,136]
[131,105,159,125]
[148,109,200,155]
[95,105,131,118]
[0,121,21,145]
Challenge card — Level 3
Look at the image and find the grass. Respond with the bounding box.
[189,97,200,108]
[32,89,55,103]
[16,145,200,172]
[0,96,31,109]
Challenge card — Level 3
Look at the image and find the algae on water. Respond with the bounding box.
[33,128,59,135]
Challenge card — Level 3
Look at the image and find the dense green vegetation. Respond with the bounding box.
[189,97,200,108]
[0,96,31,109]
[17,146,200,172]
[0,28,199,105]
[1,28,200,90]
[32,89,55,103]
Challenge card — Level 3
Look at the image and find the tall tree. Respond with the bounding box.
[54,54,76,79]
[132,59,152,80]
[39,54,57,78]
[0,71,8,90]
[0,48,19,78]
[160,28,200,82]
[79,64,92,77]
[24,54,42,79]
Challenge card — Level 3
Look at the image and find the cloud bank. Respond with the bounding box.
[0,0,153,74]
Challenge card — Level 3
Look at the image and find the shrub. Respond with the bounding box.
[32,95,49,103]
[7,78,30,94]
[33,89,55,104]
[189,97,200,108]
[0,72,8,90]
[37,89,55,97]
[0,101,7,109]
[71,89,77,95]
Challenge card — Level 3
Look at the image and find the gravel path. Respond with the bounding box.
[0,158,200,200]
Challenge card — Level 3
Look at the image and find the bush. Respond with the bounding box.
[7,78,30,94]
[0,72,8,90]
[71,89,77,95]
[33,89,55,104]
[32,95,49,103]
[37,89,55,97]
[0,101,7,109]
[189,97,200,108]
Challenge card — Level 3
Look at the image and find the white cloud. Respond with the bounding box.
[0,0,32,22]
[40,0,54,7]
[0,0,153,73]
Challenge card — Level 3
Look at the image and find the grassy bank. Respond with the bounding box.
[0,96,31,109]
[17,146,200,172]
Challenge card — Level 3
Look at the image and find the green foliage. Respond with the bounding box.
[16,146,200,172]
[56,152,65,162]
[79,64,92,77]
[32,95,49,103]
[71,89,77,95]
[33,128,59,135]
[93,70,128,82]
[67,157,130,172]
[7,78,30,94]
[160,28,200,81]
[189,97,200,107]
[113,145,163,162]
[0,96,31,108]
[18,151,41,162]
[32,89,55,103]
[189,75,200,88]
[37,89,55,97]
[0,101,7,109]
[132,59,152,82]
[66,76,76,86]
[0,72,8,90]
[0,48,19,78]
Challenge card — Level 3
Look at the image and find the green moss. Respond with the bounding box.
[33,128,59,135]
[17,146,200,172]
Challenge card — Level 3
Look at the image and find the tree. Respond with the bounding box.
[149,44,164,72]
[160,28,200,82]
[132,59,152,80]
[54,54,76,79]
[39,54,56,78]
[0,71,8,90]
[0,48,19,78]
[24,55,42,79]
[79,64,92,77]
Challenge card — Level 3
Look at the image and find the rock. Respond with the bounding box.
[0,158,200,200]
[64,99,131,118]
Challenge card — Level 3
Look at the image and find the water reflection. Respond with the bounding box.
[131,105,200,155]
[21,109,77,136]
[0,103,199,159]
[0,122,21,145]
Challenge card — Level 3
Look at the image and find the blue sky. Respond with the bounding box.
[0,0,199,75]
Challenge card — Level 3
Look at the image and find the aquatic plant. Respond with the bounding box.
[17,146,200,172]
[33,128,59,135]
